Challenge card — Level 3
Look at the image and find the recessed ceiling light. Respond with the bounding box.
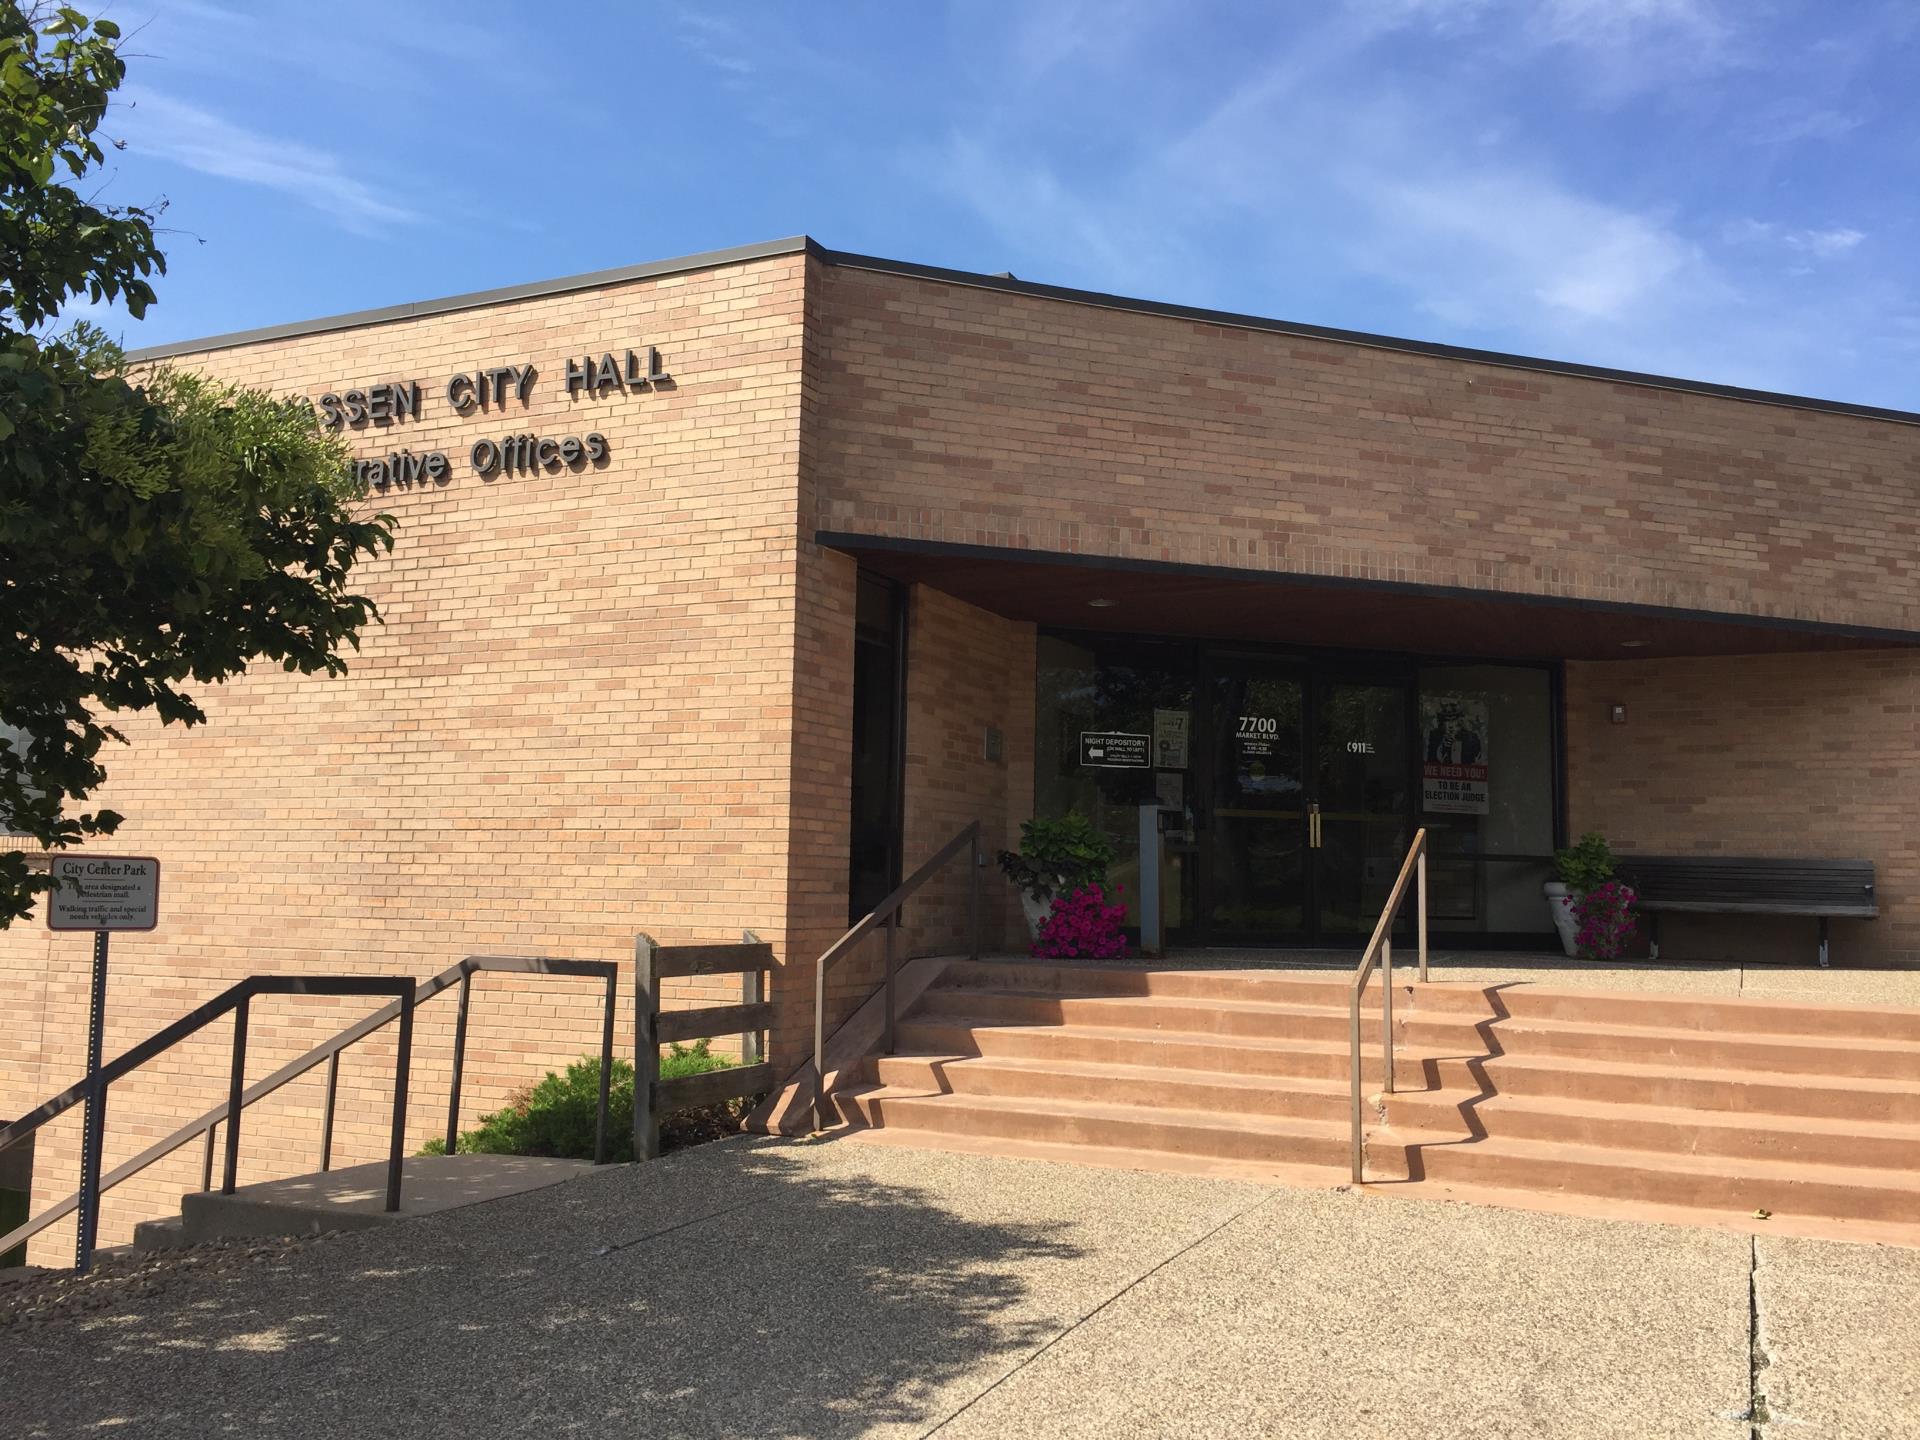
[1087,598,1116,609]
[1620,640,1651,649]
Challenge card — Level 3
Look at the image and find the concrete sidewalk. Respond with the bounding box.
[0,1136,1909,1439]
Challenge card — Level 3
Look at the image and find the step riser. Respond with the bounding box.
[1383,1094,1920,1170]
[1401,1018,1920,1081]
[842,1091,1366,1172]
[1412,984,1920,1044]
[1420,1057,1920,1125]
[938,962,1354,1009]
[914,989,1354,1042]
[871,1055,1348,1121]
[1411,1145,1915,1224]
[895,1020,1363,1083]
[920,990,1920,1083]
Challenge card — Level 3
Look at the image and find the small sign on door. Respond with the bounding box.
[46,856,161,932]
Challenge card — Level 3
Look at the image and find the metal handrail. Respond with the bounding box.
[0,954,616,1268]
[1348,827,1430,1184]
[812,819,983,1132]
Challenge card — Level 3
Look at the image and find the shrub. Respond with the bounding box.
[1573,879,1638,960]
[997,812,1118,904]
[1554,831,1616,893]
[420,1042,753,1162]
[1034,884,1129,959]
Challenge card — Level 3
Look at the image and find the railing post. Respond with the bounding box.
[445,969,473,1156]
[634,934,661,1160]
[1382,939,1395,1096]
[320,1052,339,1171]
[594,969,615,1166]
[883,912,898,1057]
[221,994,250,1194]
[385,986,413,1213]
[740,930,763,1067]
[1349,984,1364,1184]
[968,828,982,961]
[1417,838,1430,983]
[812,942,827,1135]
[202,1120,217,1192]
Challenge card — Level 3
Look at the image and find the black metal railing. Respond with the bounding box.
[0,954,618,1270]
[811,819,983,1132]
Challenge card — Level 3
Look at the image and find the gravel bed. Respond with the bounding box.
[0,1233,328,1335]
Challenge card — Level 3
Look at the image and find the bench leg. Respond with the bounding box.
[1647,911,1660,962]
[1818,916,1830,969]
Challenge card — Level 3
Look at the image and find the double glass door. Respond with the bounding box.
[1203,653,1411,945]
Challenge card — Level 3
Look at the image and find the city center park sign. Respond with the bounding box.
[316,345,667,493]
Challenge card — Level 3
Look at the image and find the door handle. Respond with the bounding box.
[1309,803,1321,849]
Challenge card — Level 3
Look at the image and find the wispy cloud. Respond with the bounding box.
[1727,219,1868,259]
[118,89,420,234]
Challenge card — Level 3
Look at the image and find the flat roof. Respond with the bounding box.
[124,235,1920,429]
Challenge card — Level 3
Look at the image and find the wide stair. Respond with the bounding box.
[831,960,1920,1243]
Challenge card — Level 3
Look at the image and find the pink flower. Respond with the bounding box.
[1034,884,1129,959]
[1571,881,1638,961]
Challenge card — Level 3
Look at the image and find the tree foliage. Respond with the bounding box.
[1,3,394,925]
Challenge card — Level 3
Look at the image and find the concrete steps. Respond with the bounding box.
[836,960,1920,1242]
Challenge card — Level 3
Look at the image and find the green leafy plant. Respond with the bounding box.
[1554,831,1616,894]
[420,1043,751,1163]
[996,812,1118,904]
[0,3,393,925]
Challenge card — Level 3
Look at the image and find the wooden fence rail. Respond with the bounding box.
[633,934,776,1160]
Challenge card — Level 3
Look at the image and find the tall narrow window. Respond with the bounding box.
[847,573,906,922]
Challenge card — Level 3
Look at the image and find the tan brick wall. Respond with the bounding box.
[896,587,1031,960]
[1566,651,1920,965]
[809,264,1920,636]
[1,255,814,1262]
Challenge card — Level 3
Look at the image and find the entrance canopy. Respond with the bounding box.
[820,534,1920,661]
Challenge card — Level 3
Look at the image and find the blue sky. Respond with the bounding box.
[80,0,1919,409]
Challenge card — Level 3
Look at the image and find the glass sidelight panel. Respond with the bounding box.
[1206,656,1307,938]
[1313,678,1413,939]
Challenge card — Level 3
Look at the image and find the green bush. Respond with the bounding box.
[997,811,1118,903]
[421,1042,751,1163]
[1554,831,1616,894]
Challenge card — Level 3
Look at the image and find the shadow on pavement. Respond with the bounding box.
[0,1136,1088,1439]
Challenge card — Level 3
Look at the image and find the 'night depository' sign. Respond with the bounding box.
[316,346,666,493]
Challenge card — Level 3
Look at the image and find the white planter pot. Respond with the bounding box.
[1543,881,1580,958]
[1020,891,1054,940]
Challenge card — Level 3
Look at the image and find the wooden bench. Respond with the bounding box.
[1611,856,1877,968]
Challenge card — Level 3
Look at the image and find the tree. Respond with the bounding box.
[1,3,393,925]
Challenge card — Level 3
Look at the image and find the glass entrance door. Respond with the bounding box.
[1200,655,1413,945]
[1203,654,1308,941]
[1310,675,1413,941]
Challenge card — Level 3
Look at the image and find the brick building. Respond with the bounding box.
[6,237,1918,1261]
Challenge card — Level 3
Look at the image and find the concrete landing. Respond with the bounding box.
[168,1154,593,1244]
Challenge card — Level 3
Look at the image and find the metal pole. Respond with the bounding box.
[74,928,110,1272]
[221,994,250,1194]
[385,988,413,1213]
[1416,843,1429,983]
[883,912,898,1057]
[1348,986,1364,1184]
[634,935,660,1161]
[320,1052,339,1172]
[593,971,615,1165]
[445,971,472,1156]
[1382,939,1395,1096]
[202,1121,217,1192]
[968,831,981,961]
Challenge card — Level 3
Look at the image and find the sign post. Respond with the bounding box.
[46,855,160,1273]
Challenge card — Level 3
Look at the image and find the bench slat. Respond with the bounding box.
[1614,856,1876,920]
